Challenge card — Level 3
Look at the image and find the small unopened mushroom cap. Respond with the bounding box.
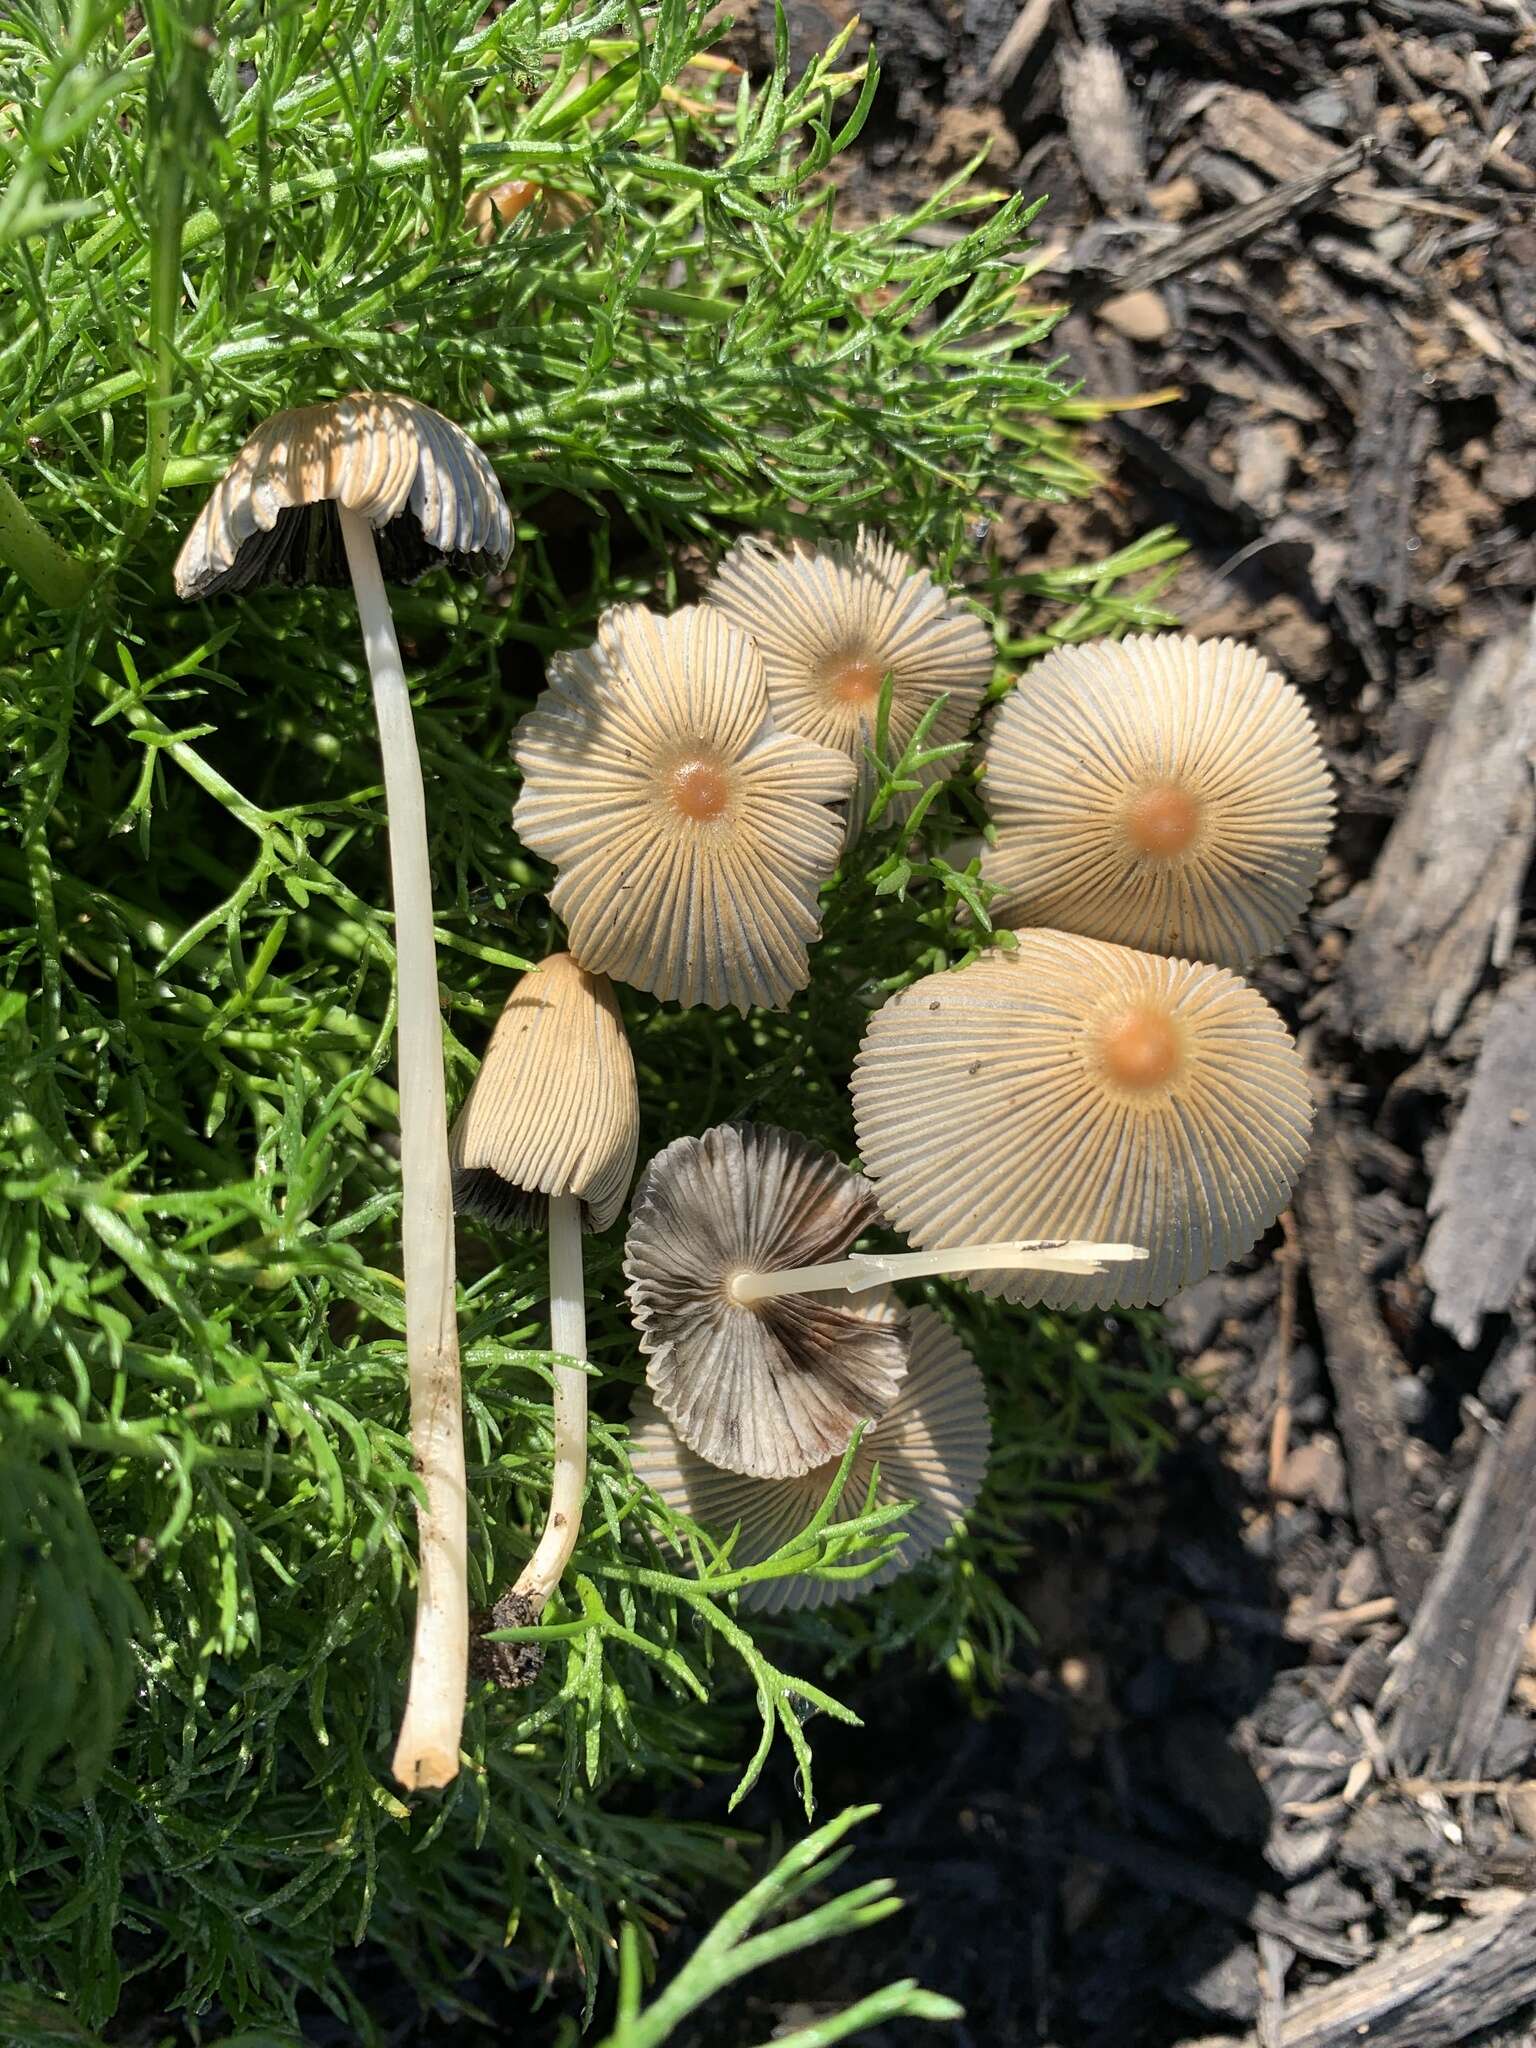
[852,929,1313,1309]
[628,1306,990,1614]
[450,954,638,1232]
[707,529,994,837]
[512,605,853,1012]
[624,1122,910,1480]
[174,392,512,600]
[981,633,1333,968]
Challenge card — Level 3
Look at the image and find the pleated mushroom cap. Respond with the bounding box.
[980,633,1333,968]
[707,530,995,837]
[450,954,638,1232]
[173,392,512,599]
[512,605,854,1012]
[624,1123,911,1480]
[852,929,1314,1310]
[628,1306,990,1614]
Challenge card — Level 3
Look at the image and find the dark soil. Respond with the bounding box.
[306,4,1536,2043]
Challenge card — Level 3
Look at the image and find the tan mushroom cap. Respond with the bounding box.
[706,529,995,838]
[623,1122,911,1481]
[450,954,638,1232]
[980,633,1334,968]
[512,605,854,1012]
[628,1305,990,1614]
[852,929,1314,1310]
[173,392,512,599]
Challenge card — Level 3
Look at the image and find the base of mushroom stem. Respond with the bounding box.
[469,1585,548,1690]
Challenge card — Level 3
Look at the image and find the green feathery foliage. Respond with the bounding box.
[0,0,1182,2035]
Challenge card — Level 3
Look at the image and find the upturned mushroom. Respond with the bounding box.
[623,1121,1138,1480]
[451,955,638,1636]
[980,633,1333,967]
[628,1306,991,1613]
[511,604,854,1011]
[706,530,994,838]
[624,1123,910,1481]
[852,928,1314,1310]
[174,392,512,1791]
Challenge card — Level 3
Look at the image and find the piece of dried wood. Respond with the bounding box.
[1423,973,1536,1348]
[1293,1115,1442,1615]
[1378,1382,1536,1779]
[1198,87,1397,230]
[1340,616,1536,1052]
[1087,0,1318,83]
[1376,0,1522,42]
[1348,323,1434,628]
[1067,1825,1362,1967]
[984,0,1055,93]
[1194,1890,1536,2048]
[1060,41,1147,213]
[1085,136,1380,300]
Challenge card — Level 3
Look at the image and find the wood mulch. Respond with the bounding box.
[693,3,1536,2044]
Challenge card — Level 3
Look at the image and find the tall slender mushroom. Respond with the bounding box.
[623,1122,1139,1479]
[174,392,512,1790]
[706,530,995,839]
[450,953,638,1637]
[511,604,854,1011]
[852,929,1315,1310]
[628,1306,991,1613]
[980,633,1333,967]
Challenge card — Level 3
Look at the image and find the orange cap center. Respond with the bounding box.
[1125,782,1202,858]
[826,657,885,707]
[489,178,540,223]
[669,758,731,822]
[1099,1007,1182,1090]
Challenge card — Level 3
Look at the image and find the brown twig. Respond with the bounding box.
[1293,1113,1441,1614]
[1267,1207,1300,1495]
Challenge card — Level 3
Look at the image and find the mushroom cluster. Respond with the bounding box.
[852,631,1333,1315]
[176,384,1333,1795]
[479,611,1326,1722]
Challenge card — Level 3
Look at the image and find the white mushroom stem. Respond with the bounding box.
[514,1193,588,1608]
[338,507,468,1794]
[729,1239,1149,1304]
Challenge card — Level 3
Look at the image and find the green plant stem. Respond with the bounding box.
[0,479,89,607]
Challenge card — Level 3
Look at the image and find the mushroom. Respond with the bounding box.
[628,1306,991,1613]
[511,605,854,1011]
[451,954,638,1630]
[623,1122,1136,1480]
[706,530,995,838]
[174,392,512,1792]
[980,633,1333,968]
[466,179,590,242]
[623,1123,911,1480]
[852,928,1314,1310]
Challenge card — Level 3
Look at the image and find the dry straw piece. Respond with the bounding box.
[513,605,853,1011]
[981,633,1334,969]
[852,928,1314,1310]
[628,1306,991,1614]
[174,391,511,598]
[706,529,994,837]
[624,1123,911,1481]
[450,953,638,1234]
